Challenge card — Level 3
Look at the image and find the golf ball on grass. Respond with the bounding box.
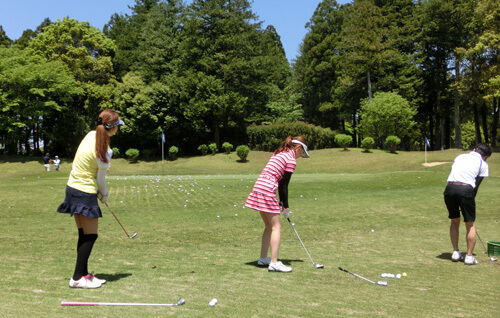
[403,272,407,277]
[209,298,218,306]
[396,273,402,279]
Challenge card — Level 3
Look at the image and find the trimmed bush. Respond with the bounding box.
[222,142,233,154]
[236,145,250,162]
[143,149,156,160]
[247,121,335,151]
[335,134,352,151]
[169,146,179,160]
[112,147,120,158]
[208,143,218,155]
[198,144,208,155]
[385,135,401,153]
[361,137,375,152]
[125,148,140,162]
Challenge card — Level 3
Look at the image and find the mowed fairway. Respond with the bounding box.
[0,148,499,317]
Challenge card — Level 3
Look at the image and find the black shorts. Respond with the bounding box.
[57,186,102,218]
[443,184,476,222]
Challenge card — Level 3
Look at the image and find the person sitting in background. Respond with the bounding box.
[53,156,61,171]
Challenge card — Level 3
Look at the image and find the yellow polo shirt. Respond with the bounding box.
[67,131,111,193]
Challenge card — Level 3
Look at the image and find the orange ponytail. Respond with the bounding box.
[95,109,120,163]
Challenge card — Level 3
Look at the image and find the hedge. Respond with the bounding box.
[247,122,335,151]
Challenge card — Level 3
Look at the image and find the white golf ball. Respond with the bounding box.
[209,298,218,306]
[235,214,238,216]
[371,229,375,232]
[381,273,387,278]
[396,273,402,279]
[217,215,220,218]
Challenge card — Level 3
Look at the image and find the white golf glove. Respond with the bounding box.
[281,208,290,218]
[97,191,109,204]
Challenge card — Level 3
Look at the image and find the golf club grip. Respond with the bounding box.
[338,267,348,273]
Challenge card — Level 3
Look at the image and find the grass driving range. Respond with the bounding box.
[0,148,498,317]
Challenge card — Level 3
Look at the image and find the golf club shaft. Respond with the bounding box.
[61,298,184,307]
[287,217,316,266]
[476,229,498,261]
[338,267,376,284]
[475,229,487,252]
[105,202,132,238]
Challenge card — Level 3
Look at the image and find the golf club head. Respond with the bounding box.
[377,281,388,286]
[490,256,498,262]
[177,298,186,306]
[315,264,324,269]
[130,233,138,239]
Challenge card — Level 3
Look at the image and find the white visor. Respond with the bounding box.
[291,140,310,158]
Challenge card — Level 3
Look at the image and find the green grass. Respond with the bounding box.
[0,148,499,317]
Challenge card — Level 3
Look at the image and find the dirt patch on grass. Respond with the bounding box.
[422,161,451,167]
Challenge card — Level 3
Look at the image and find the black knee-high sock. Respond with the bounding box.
[77,228,85,250]
[73,234,98,280]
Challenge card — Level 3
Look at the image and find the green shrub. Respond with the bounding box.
[335,134,352,151]
[143,149,156,160]
[222,142,233,154]
[112,147,120,158]
[168,146,179,160]
[208,143,218,155]
[125,148,140,162]
[236,145,250,162]
[198,144,208,155]
[385,136,401,153]
[361,137,375,152]
[247,121,335,151]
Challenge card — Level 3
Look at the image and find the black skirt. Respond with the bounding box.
[57,186,102,218]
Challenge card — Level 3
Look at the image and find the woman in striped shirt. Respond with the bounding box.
[245,136,309,272]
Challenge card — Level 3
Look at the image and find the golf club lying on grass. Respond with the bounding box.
[476,229,498,262]
[338,267,388,286]
[286,217,324,269]
[61,297,185,307]
[105,203,138,239]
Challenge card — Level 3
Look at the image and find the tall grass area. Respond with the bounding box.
[0,148,498,317]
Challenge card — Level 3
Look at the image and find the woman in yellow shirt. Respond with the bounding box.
[57,109,124,288]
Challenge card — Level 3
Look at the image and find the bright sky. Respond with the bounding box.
[0,0,351,62]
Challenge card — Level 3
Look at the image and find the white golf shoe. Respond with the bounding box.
[87,272,106,284]
[464,255,478,265]
[268,261,292,273]
[451,250,462,262]
[69,276,102,288]
[257,257,271,266]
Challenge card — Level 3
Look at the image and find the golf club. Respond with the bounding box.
[338,267,388,286]
[476,229,498,262]
[104,203,138,239]
[286,217,324,269]
[61,297,185,307]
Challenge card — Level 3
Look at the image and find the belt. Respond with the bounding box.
[448,182,472,187]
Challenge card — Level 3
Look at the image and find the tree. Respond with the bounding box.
[457,0,500,148]
[27,17,117,156]
[14,18,53,49]
[0,26,13,47]
[173,0,290,151]
[0,47,82,155]
[293,0,344,129]
[359,91,416,148]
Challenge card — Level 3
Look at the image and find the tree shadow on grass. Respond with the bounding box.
[94,273,133,282]
[245,259,303,267]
